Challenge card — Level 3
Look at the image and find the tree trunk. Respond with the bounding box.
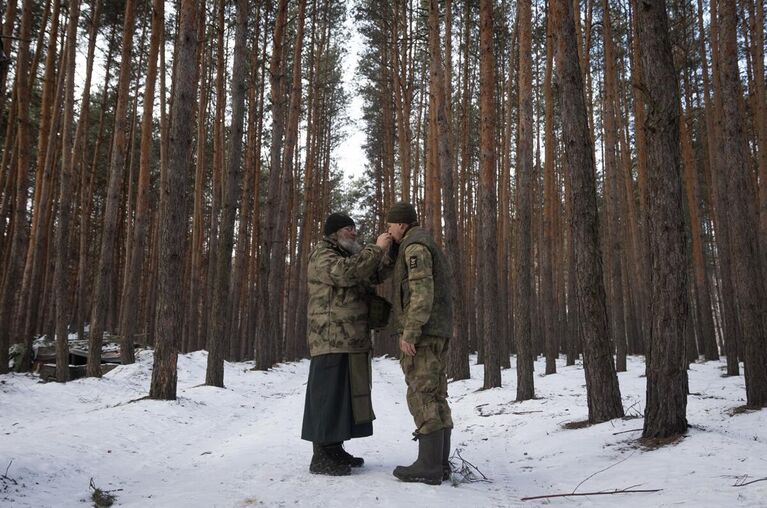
[601,0,627,372]
[552,0,624,423]
[54,0,82,382]
[206,0,249,387]
[680,107,718,361]
[542,0,557,376]
[705,0,740,376]
[88,0,137,377]
[428,0,469,381]
[718,0,767,407]
[514,0,535,398]
[119,0,163,365]
[150,0,199,400]
[256,0,289,370]
[635,0,690,438]
[479,0,501,389]
[0,0,33,375]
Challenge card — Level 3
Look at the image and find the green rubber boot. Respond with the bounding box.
[393,429,444,485]
[442,428,452,481]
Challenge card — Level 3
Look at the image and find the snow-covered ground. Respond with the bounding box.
[1,352,765,507]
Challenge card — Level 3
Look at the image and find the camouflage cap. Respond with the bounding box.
[386,201,418,224]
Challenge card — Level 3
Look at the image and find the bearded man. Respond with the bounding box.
[301,212,393,475]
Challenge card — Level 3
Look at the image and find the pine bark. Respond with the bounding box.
[17,0,65,370]
[150,0,199,400]
[479,0,501,389]
[718,0,767,407]
[429,0,468,380]
[705,0,740,376]
[635,0,690,438]
[751,0,767,286]
[119,0,163,365]
[515,0,535,398]
[88,0,137,377]
[257,0,289,370]
[552,0,624,423]
[680,106,718,361]
[187,4,208,354]
[542,1,557,376]
[54,0,83,382]
[0,0,33,374]
[206,0,249,386]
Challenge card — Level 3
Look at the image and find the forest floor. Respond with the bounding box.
[1,350,765,507]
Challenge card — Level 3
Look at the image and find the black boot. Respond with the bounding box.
[392,429,444,485]
[442,429,451,481]
[310,443,351,476]
[326,442,364,467]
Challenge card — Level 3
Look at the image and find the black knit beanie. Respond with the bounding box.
[323,212,355,236]
[386,202,418,224]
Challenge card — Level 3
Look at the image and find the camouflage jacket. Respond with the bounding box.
[392,226,453,343]
[307,237,393,356]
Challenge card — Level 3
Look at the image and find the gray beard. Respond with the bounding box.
[338,237,363,255]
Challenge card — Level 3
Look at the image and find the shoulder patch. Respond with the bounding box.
[409,256,418,269]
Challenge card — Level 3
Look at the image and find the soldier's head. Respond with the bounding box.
[324,212,361,254]
[385,202,418,243]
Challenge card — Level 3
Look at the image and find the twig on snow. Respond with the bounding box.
[733,475,767,487]
[573,451,636,493]
[521,487,662,501]
[448,448,492,485]
[612,428,643,435]
[522,453,663,501]
[1,460,18,488]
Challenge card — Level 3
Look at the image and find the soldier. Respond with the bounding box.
[386,202,454,485]
[301,212,393,476]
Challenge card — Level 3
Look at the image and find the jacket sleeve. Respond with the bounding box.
[312,244,385,288]
[370,249,395,285]
[401,243,434,344]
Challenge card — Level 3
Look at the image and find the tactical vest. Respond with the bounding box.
[393,226,453,338]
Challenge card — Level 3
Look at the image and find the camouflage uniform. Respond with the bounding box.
[302,235,393,446]
[393,227,453,436]
[306,237,392,357]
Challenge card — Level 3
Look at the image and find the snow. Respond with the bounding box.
[1,352,765,507]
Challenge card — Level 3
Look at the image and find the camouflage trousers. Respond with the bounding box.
[400,335,453,435]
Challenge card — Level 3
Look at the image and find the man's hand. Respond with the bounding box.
[376,233,392,250]
[400,337,416,357]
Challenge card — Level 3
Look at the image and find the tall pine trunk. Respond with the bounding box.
[479,0,501,389]
[0,0,33,374]
[718,0,767,407]
[119,0,163,365]
[206,0,249,387]
[515,0,535,398]
[552,0,623,423]
[150,0,199,400]
[88,0,137,376]
[257,0,289,370]
[429,0,468,380]
[54,0,82,382]
[636,0,690,438]
[542,0,557,376]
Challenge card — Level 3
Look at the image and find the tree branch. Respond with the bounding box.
[733,476,767,487]
[521,488,663,501]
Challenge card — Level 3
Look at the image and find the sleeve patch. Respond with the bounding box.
[409,256,418,269]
